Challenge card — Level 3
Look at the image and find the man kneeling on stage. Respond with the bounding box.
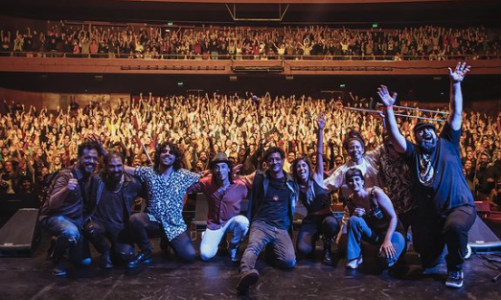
[39,140,102,276]
[378,62,476,288]
[236,147,298,294]
[188,152,249,262]
[83,151,144,268]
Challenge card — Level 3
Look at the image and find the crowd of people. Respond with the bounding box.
[1,21,500,60]
[1,89,500,207]
[0,62,489,291]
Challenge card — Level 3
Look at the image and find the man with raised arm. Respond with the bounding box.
[377,62,476,288]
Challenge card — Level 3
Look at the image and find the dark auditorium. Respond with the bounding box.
[1,0,501,299]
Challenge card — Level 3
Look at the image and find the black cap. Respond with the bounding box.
[413,122,436,135]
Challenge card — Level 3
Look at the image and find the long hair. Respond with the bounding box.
[291,156,313,182]
[154,142,183,172]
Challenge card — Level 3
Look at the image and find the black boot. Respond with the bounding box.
[51,236,75,276]
[322,237,333,265]
[127,251,153,269]
[100,251,113,269]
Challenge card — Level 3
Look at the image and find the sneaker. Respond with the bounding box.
[236,269,260,294]
[52,258,67,276]
[345,256,363,269]
[445,271,464,288]
[229,248,239,262]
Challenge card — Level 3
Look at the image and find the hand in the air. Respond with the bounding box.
[448,61,471,83]
[377,85,397,107]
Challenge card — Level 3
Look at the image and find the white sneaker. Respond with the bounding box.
[346,256,363,269]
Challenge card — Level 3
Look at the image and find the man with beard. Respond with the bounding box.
[39,140,101,276]
[236,147,298,294]
[188,152,249,262]
[124,142,200,267]
[378,62,476,288]
[83,151,143,268]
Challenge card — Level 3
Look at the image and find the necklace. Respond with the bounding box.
[418,153,434,186]
[113,181,123,194]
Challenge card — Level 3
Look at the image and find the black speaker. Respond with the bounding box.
[0,208,41,257]
[468,217,501,254]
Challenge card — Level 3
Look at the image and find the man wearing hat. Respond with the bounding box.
[378,62,476,288]
[188,152,249,262]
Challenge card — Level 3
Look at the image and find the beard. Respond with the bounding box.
[106,172,123,187]
[419,137,437,154]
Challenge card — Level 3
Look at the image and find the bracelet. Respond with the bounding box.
[383,105,393,110]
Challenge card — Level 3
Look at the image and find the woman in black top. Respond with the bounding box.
[344,167,405,270]
[293,114,340,265]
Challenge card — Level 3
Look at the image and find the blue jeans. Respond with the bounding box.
[346,216,405,267]
[41,215,91,265]
[240,220,296,272]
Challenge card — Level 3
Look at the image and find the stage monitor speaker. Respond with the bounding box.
[0,208,40,257]
[468,216,501,254]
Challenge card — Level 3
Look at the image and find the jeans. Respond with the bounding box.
[419,205,476,272]
[83,219,135,262]
[346,215,405,267]
[240,220,296,272]
[200,215,249,261]
[297,214,340,255]
[129,212,196,262]
[41,215,91,265]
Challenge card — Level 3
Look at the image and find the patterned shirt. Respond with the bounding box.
[379,148,416,214]
[135,166,200,241]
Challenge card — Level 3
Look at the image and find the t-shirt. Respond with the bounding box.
[404,122,474,217]
[254,177,291,230]
[94,188,126,228]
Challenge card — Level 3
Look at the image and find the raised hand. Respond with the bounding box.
[377,85,397,107]
[448,61,471,83]
[317,113,326,130]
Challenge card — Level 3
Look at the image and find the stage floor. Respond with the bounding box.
[1,234,500,300]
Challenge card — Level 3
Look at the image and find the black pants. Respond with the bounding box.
[83,219,135,262]
[398,208,421,255]
[297,214,340,256]
[128,213,196,263]
[419,205,476,272]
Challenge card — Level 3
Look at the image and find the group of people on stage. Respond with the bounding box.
[39,62,476,292]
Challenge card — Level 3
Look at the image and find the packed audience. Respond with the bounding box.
[1,92,500,208]
[1,21,500,61]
